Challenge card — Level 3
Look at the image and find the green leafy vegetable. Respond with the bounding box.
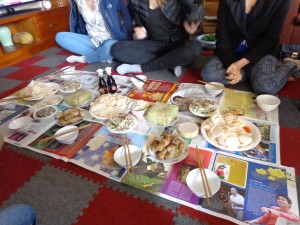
[202,34,216,42]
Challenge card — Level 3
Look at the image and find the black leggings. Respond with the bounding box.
[111,39,202,72]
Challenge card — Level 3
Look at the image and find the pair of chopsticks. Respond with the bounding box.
[197,80,231,91]
[196,146,212,205]
[128,74,149,85]
[0,95,33,102]
[38,124,91,144]
[123,135,135,176]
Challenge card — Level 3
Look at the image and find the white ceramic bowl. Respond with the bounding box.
[60,74,75,80]
[205,82,224,96]
[33,105,57,121]
[131,75,147,88]
[55,125,79,144]
[130,100,149,116]
[186,168,221,197]
[59,81,82,94]
[114,145,142,167]
[256,94,281,112]
[0,97,17,109]
[41,94,63,106]
[196,34,216,49]
[8,116,33,133]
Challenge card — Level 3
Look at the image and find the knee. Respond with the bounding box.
[55,32,67,45]
[251,82,278,95]
[104,39,118,47]
[0,204,37,225]
[110,41,123,58]
[185,40,202,60]
[202,58,225,82]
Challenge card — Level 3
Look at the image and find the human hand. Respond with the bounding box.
[226,63,243,84]
[183,21,201,34]
[134,27,147,39]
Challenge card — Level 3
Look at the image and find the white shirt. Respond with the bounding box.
[230,193,244,210]
[78,0,112,47]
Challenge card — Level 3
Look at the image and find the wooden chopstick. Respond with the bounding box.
[196,146,211,205]
[198,151,212,197]
[0,95,33,102]
[124,135,135,175]
[123,139,130,173]
[38,124,91,143]
[53,71,96,76]
[197,80,231,91]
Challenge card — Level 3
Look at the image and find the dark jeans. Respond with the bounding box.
[202,55,297,95]
[111,39,202,72]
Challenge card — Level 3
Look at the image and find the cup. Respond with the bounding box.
[0,26,14,47]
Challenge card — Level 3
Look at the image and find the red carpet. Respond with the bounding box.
[0,145,45,203]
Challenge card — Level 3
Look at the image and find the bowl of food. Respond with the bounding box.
[205,82,224,96]
[41,94,63,106]
[8,116,33,133]
[256,94,280,112]
[0,97,17,109]
[114,145,142,167]
[131,75,147,88]
[59,80,82,94]
[196,33,216,49]
[55,125,79,144]
[33,105,57,121]
[130,100,149,116]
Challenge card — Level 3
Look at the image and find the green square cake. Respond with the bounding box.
[146,102,179,126]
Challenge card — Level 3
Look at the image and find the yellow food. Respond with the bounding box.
[147,102,178,126]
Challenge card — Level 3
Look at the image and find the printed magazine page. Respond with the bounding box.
[219,89,279,123]
[0,115,56,147]
[159,147,214,208]
[127,80,178,103]
[69,126,148,182]
[26,121,102,162]
[196,152,299,225]
[121,137,214,208]
[0,104,29,125]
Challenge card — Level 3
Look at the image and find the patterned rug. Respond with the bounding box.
[0,47,299,225]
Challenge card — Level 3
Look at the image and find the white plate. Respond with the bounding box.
[41,94,63,106]
[189,98,218,118]
[56,108,87,126]
[148,136,189,164]
[106,115,138,133]
[170,88,207,104]
[114,145,142,167]
[186,168,221,197]
[201,118,261,151]
[24,82,60,101]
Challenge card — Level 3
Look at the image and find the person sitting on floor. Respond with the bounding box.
[201,0,300,95]
[110,0,204,77]
[0,204,37,225]
[55,0,132,64]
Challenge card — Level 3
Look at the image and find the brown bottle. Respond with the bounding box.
[97,69,108,95]
[105,67,117,93]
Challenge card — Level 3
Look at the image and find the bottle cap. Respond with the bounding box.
[97,68,104,76]
[105,67,112,75]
